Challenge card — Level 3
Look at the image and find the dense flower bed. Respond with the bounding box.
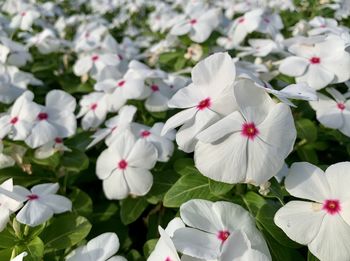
[0,0,349,260]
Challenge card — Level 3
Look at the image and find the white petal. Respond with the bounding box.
[31,183,59,195]
[127,139,157,169]
[102,170,129,200]
[46,90,76,112]
[16,201,54,226]
[173,227,221,260]
[96,148,120,180]
[73,56,92,76]
[274,201,325,245]
[40,194,72,214]
[286,162,331,202]
[87,233,120,261]
[161,108,196,135]
[279,57,309,77]
[124,168,153,196]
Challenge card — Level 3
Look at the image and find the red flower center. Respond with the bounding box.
[190,19,197,25]
[27,194,39,201]
[118,54,123,61]
[118,159,128,170]
[151,84,159,92]
[241,122,259,140]
[21,12,26,17]
[92,55,99,62]
[165,258,172,261]
[217,230,230,243]
[141,130,151,138]
[10,117,18,125]
[90,103,98,110]
[117,80,126,87]
[55,137,63,144]
[263,17,270,23]
[337,103,346,110]
[197,98,211,110]
[238,17,245,23]
[310,57,321,64]
[37,112,48,121]
[323,199,341,215]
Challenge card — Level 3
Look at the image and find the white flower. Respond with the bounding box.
[217,9,262,49]
[195,79,296,185]
[144,79,176,112]
[94,75,145,112]
[87,105,137,149]
[148,227,181,261]
[26,29,61,54]
[0,37,32,67]
[279,35,350,89]
[237,39,279,57]
[11,252,27,261]
[161,52,237,152]
[309,88,350,137]
[73,53,121,78]
[10,9,40,31]
[275,162,350,261]
[77,92,108,131]
[169,8,221,43]
[34,137,71,159]
[0,179,22,232]
[96,130,157,200]
[25,90,77,148]
[0,91,40,140]
[132,122,175,162]
[13,183,72,227]
[172,199,271,260]
[66,232,127,261]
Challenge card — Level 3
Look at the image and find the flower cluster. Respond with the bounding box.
[0,0,348,260]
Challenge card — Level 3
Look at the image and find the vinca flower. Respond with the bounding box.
[275,162,350,261]
[13,183,72,227]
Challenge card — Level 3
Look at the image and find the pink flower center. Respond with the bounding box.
[165,258,172,261]
[337,103,346,110]
[190,19,197,25]
[217,230,230,243]
[85,32,90,38]
[118,159,128,170]
[55,137,63,144]
[141,130,151,138]
[90,103,98,110]
[21,12,26,17]
[263,17,270,23]
[241,122,259,140]
[151,84,159,92]
[310,57,321,64]
[238,17,245,23]
[27,194,39,201]
[92,55,99,62]
[117,80,126,87]
[10,117,18,125]
[37,112,48,121]
[118,54,123,61]
[197,98,211,110]
[323,199,341,215]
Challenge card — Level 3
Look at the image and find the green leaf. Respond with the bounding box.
[0,248,12,260]
[40,214,91,252]
[256,204,301,248]
[158,52,179,64]
[64,132,93,151]
[296,119,317,142]
[173,158,201,176]
[297,146,318,165]
[61,149,89,172]
[0,167,54,186]
[263,230,304,261]
[308,251,320,261]
[209,179,234,196]
[30,152,61,169]
[0,227,17,248]
[127,249,144,261]
[120,197,149,225]
[242,191,267,216]
[143,239,158,258]
[147,171,180,204]
[163,174,215,208]
[15,237,44,261]
[264,179,284,203]
[70,188,93,216]
[174,57,186,71]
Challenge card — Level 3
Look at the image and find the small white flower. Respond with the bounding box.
[13,183,72,227]
[66,232,126,261]
[96,130,157,200]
